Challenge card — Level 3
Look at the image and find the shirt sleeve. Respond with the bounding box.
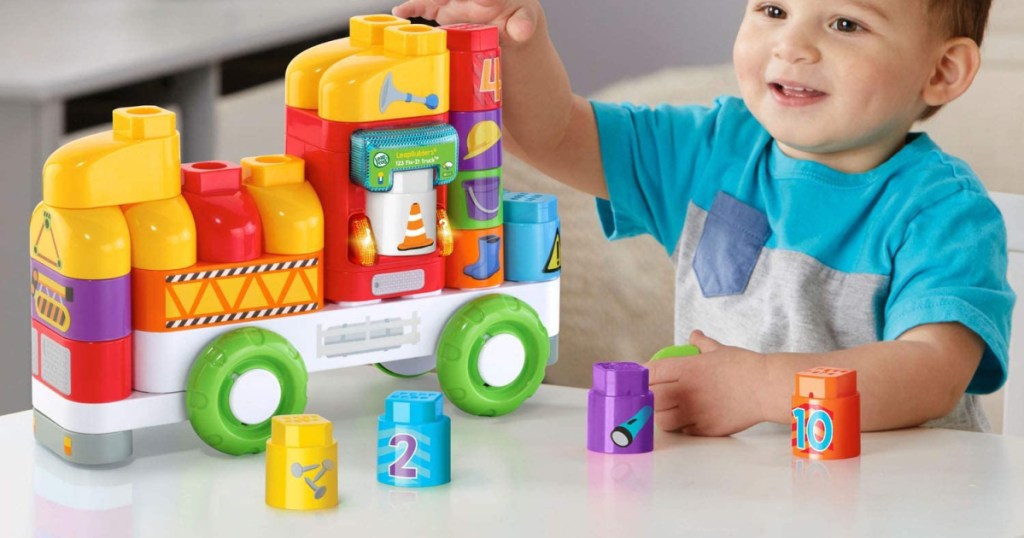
[591,98,731,255]
[884,189,1016,394]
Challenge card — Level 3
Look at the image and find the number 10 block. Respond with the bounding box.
[377,391,451,487]
[792,367,860,460]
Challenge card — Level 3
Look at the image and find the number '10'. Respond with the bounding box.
[792,408,834,452]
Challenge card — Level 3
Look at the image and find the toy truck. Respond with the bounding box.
[29,16,561,466]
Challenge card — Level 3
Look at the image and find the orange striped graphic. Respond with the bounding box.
[133,252,324,332]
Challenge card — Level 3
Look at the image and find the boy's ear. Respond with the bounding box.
[922,37,982,107]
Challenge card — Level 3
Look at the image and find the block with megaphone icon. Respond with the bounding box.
[379,72,439,113]
[318,24,448,123]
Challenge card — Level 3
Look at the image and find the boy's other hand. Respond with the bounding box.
[392,0,540,43]
[647,330,768,437]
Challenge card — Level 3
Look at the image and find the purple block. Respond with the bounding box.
[30,260,130,342]
[588,362,654,454]
[450,110,502,171]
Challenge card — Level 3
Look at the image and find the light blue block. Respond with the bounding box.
[377,391,451,487]
[503,192,560,282]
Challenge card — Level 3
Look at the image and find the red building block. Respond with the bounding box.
[182,161,263,263]
[443,24,501,112]
[31,319,132,403]
[285,107,448,303]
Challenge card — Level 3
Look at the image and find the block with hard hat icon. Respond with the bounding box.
[450,110,502,171]
[266,414,339,510]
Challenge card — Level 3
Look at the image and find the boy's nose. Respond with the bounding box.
[772,29,821,64]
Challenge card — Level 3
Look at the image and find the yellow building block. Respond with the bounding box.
[285,14,409,110]
[42,106,181,209]
[241,155,324,255]
[319,24,449,123]
[266,415,338,511]
[123,196,197,270]
[30,202,131,280]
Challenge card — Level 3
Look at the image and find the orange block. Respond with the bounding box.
[791,367,860,460]
[445,226,503,289]
[133,252,323,332]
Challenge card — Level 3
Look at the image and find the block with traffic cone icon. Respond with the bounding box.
[397,202,435,252]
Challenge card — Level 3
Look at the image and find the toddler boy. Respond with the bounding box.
[394,0,1015,434]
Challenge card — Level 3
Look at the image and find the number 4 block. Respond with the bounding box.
[377,391,451,487]
[792,367,860,460]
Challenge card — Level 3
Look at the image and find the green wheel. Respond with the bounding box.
[436,294,549,417]
[186,327,308,456]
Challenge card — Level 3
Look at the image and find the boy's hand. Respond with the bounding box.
[392,0,540,43]
[647,330,768,437]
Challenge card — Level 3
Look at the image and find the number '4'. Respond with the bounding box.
[479,58,501,102]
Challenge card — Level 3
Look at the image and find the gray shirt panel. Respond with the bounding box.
[672,203,988,432]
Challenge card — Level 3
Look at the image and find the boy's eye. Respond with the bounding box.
[761,5,786,19]
[830,18,861,32]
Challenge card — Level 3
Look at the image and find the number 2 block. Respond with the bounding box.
[377,391,451,487]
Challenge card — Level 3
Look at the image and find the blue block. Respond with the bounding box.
[377,391,451,487]
[503,192,560,282]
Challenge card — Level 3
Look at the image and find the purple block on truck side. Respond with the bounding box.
[30,260,131,342]
[450,109,502,171]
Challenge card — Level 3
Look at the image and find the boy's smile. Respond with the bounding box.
[733,0,947,173]
[768,80,827,107]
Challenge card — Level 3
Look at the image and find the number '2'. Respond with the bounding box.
[388,433,418,479]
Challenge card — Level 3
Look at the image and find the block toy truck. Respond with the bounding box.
[29,16,562,466]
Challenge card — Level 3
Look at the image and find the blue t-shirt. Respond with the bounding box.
[593,96,1015,395]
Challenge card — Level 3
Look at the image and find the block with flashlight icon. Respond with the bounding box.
[587,362,654,454]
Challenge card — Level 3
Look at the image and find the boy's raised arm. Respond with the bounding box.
[393,0,608,199]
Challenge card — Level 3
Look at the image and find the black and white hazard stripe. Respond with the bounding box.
[165,302,319,329]
[165,257,319,283]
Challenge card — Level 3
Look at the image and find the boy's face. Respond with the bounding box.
[733,0,945,166]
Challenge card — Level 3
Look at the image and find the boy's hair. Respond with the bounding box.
[921,0,993,119]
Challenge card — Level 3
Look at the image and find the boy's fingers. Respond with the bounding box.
[646,360,676,385]
[654,407,694,433]
[392,0,446,20]
[650,383,682,411]
[392,1,423,19]
[647,357,692,385]
[689,329,724,353]
[505,6,537,42]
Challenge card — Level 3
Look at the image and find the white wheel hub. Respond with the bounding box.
[229,369,282,424]
[477,334,526,387]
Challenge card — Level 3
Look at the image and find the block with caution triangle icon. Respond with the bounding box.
[544,229,561,273]
[397,203,435,251]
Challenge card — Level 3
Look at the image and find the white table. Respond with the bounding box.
[2,366,1023,537]
[0,0,391,415]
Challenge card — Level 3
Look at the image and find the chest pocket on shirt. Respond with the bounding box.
[692,191,771,298]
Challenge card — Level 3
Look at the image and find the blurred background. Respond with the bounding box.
[1,1,1019,431]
